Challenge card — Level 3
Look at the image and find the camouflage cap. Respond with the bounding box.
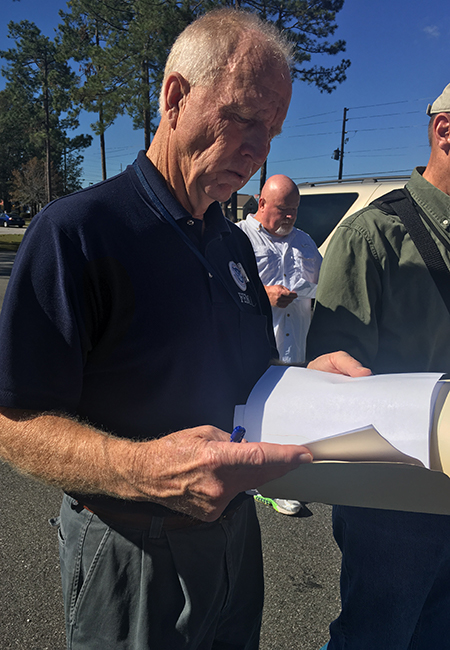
[427,83,450,116]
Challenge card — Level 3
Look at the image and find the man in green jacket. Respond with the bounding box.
[307,84,450,649]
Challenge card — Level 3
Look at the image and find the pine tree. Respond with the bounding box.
[0,20,88,204]
[59,0,195,168]
[58,0,125,180]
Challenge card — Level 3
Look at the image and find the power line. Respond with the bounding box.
[349,97,433,111]
[349,123,425,134]
[283,110,423,131]
[286,122,426,140]
[349,111,421,120]
[271,154,335,163]
[347,144,429,154]
[285,110,341,122]
[283,97,432,129]
[283,119,342,129]
[273,144,429,163]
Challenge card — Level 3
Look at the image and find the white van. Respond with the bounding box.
[295,176,409,255]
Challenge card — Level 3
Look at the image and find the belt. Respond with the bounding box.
[79,501,241,531]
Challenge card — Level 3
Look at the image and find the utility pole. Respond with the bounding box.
[231,192,237,222]
[259,160,267,194]
[338,107,348,180]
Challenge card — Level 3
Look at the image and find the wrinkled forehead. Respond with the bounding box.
[225,36,291,93]
[213,38,291,134]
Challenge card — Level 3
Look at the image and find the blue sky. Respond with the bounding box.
[1,0,450,194]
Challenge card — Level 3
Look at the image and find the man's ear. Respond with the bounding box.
[162,73,190,128]
[433,113,450,152]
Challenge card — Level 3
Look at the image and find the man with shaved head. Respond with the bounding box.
[238,174,322,366]
[237,175,321,515]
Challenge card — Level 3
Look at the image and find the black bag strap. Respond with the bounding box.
[372,188,450,316]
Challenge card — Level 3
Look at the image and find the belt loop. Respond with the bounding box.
[148,516,164,538]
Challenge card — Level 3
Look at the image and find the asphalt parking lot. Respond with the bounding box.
[0,250,342,650]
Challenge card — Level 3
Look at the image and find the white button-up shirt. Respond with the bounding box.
[237,214,322,363]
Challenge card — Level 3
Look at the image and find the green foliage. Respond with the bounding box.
[58,0,196,147]
[0,20,92,206]
[0,87,40,208]
[1,20,78,127]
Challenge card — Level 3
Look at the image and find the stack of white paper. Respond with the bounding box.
[234,366,450,514]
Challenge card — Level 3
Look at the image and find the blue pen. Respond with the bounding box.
[230,425,246,443]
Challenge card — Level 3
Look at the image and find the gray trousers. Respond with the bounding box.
[57,494,263,650]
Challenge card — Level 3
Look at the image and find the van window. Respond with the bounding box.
[295,192,359,247]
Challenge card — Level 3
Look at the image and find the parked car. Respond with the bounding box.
[0,212,25,228]
[295,176,408,255]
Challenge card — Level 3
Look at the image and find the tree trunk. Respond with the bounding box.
[143,59,151,150]
[99,106,107,181]
[43,55,52,204]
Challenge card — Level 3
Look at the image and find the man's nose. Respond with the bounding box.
[240,128,271,165]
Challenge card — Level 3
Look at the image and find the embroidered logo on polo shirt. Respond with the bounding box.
[238,292,256,307]
[229,261,248,291]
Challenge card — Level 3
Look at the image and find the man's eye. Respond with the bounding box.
[234,114,251,125]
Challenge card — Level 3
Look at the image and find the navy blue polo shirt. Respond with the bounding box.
[0,151,276,445]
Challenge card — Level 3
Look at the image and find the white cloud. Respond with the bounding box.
[424,25,440,38]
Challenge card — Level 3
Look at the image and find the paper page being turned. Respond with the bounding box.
[235,366,443,468]
[306,426,424,467]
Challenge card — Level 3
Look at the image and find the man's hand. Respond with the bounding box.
[307,350,372,377]
[122,426,312,521]
[264,284,297,308]
[0,409,312,524]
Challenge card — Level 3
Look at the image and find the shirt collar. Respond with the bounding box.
[245,214,264,231]
[134,150,231,235]
[407,167,450,232]
[245,213,294,241]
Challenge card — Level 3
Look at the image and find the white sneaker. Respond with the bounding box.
[254,494,302,515]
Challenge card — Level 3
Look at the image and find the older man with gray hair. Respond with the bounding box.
[0,9,369,650]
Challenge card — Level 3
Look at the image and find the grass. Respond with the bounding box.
[0,232,24,252]
[0,221,30,251]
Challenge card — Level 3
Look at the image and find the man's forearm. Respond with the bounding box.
[0,408,141,499]
[0,407,313,521]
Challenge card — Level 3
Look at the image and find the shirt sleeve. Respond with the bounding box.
[0,214,89,411]
[306,220,383,367]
